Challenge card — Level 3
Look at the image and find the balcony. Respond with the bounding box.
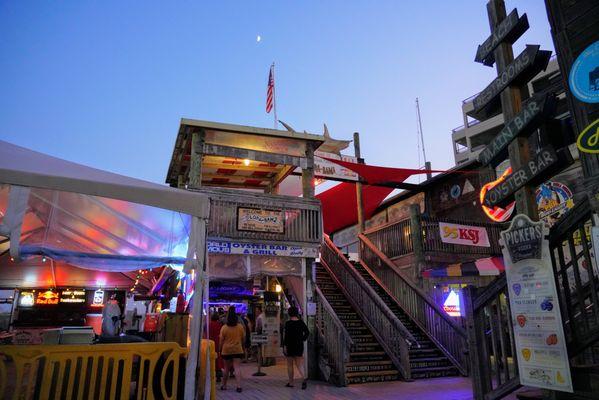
[363,215,503,265]
[192,187,322,246]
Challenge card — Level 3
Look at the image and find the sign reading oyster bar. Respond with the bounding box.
[237,207,284,234]
[439,222,490,247]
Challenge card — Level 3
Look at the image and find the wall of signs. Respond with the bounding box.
[207,240,317,258]
[501,215,573,392]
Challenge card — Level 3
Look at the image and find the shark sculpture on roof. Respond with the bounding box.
[278,120,351,156]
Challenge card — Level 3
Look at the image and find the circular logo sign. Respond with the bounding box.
[450,184,461,199]
[536,181,574,227]
[569,40,599,104]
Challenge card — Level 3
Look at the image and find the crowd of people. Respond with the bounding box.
[206,305,309,393]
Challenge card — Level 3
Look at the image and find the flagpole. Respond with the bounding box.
[272,62,278,129]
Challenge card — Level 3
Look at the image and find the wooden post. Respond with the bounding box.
[463,286,490,400]
[487,0,539,220]
[354,132,365,233]
[302,143,315,199]
[424,161,432,180]
[188,130,205,190]
[409,203,425,285]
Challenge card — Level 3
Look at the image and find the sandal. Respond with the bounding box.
[302,380,307,390]
[236,387,243,393]
[285,383,294,387]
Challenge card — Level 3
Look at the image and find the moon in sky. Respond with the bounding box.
[256,35,261,42]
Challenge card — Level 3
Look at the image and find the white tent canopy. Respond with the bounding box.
[0,140,209,398]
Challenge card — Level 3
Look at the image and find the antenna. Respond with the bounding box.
[416,97,427,165]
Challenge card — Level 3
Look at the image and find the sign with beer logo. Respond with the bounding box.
[439,222,490,247]
[483,147,572,208]
[36,290,59,305]
[477,93,556,167]
[568,40,599,104]
[536,182,574,228]
[501,215,573,392]
[472,45,552,120]
[237,207,284,234]
[475,8,529,66]
[576,119,599,154]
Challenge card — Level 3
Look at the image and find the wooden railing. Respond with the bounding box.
[194,187,322,244]
[314,285,354,386]
[0,342,187,400]
[420,216,503,257]
[464,199,599,400]
[359,234,469,375]
[321,235,414,380]
[363,214,503,261]
[463,278,519,400]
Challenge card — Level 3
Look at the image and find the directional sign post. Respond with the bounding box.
[475,9,529,66]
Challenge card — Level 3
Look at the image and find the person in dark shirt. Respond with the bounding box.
[283,306,309,389]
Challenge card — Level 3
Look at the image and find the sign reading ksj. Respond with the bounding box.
[439,222,490,247]
[208,240,318,258]
[237,207,285,234]
[501,214,573,392]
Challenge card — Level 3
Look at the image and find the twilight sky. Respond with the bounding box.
[0,1,555,185]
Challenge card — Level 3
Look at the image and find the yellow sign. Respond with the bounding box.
[577,119,599,153]
[237,207,284,233]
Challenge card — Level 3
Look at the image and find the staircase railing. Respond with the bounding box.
[321,235,415,380]
[314,284,354,386]
[359,233,469,376]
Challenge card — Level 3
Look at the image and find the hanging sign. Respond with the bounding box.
[237,207,285,234]
[207,240,318,258]
[472,45,552,120]
[91,289,105,308]
[500,214,573,392]
[59,289,86,304]
[439,222,490,247]
[475,9,529,66]
[480,167,516,222]
[314,151,359,181]
[477,93,556,167]
[568,40,599,104]
[483,147,572,208]
[576,119,599,154]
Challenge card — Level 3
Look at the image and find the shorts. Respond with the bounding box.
[222,353,244,360]
[285,345,304,357]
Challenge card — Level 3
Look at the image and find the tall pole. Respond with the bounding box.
[416,98,427,165]
[272,63,278,129]
[487,0,538,220]
[354,132,365,233]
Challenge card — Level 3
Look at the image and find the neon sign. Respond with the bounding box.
[60,289,86,304]
[443,290,461,317]
[480,167,515,222]
[91,289,105,307]
[36,290,59,305]
[19,292,34,307]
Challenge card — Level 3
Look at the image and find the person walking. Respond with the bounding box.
[283,306,309,389]
[218,306,245,393]
[207,313,224,382]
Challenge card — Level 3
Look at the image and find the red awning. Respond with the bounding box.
[323,157,444,185]
[316,183,393,234]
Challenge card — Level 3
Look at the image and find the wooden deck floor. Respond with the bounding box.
[215,358,477,400]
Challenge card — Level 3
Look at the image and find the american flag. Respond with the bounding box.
[266,65,274,113]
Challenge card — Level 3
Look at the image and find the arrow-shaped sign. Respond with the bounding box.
[475,9,529,66]
[471,45,552,121]
[483,146,573,208]
[477,93,556,167]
